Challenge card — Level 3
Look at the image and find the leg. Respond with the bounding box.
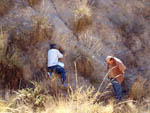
[112,80,122,101]
[56,66,66,84]
[48,66,56,78]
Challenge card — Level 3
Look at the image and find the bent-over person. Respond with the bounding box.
[106,56,126,101]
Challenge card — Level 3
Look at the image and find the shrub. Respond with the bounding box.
[0,27,8,58]
[0,28,23,68]
[28,16,53,45]
[108,14,145,38]
[75,55,96,84]
[0,28,24,98]
[15,82,48,112]
[74,0,92,33]
[129,76,146,100]
[25,0,41,7]
[0,0,13,16]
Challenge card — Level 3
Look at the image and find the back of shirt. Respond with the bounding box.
[108,57,126,84]
[48,49,63,67]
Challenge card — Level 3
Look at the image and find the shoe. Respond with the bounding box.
[48,72,53,79]
[62,83,68,87]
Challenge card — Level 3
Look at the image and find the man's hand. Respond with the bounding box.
[58,46,65,55]
[59,58,63,62]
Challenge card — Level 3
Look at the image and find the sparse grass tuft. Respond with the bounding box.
[74,0,92,33]
[25,0,41,7]
[129,76,146,100]
[0,27,8,57]
[0,0,13,16]
[75,55,97,84]
[31,16,53,44]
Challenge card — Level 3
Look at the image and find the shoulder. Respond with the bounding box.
[51,49,58,51]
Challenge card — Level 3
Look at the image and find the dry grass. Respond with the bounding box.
[78,32,102,54]
[0,28,23,68]
[0,28,24,98]
[25,0,41,7]
[11,16,53,68]
[0,0,13,16]
[129,76,148,100]
[0,81,150,113]
[0,27,8,57]
[75,55,97,84]
[0,85,114,113]
[44,87,113,113]
[0,16,53,96]
[74,0,92,33]
[15,82,48,112]
[31,16,53,44]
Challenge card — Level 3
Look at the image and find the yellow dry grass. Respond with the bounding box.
[129,76,147,100]
[0,28,23,67]
[31,16,53,44]
[0,82,150,113]
[25,0,41,7]
[0,27,8,56]
[74,0,92,33]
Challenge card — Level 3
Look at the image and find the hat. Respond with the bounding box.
[50,44,56,49]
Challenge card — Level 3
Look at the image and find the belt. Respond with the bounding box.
[109,78,117,82]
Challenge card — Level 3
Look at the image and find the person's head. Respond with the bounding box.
[106,56,115,64]
[50,44,57,49]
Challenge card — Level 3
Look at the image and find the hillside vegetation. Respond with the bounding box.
[0,0,150,112]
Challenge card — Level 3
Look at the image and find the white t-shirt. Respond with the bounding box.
[48,49,63,67]
[58,62,64,68]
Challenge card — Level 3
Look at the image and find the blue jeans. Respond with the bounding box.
[48,65,66,84]
[110,79,122,100]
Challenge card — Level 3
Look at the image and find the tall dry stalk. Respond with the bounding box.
[74,61,78,89]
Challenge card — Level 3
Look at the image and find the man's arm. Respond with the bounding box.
[57,50,63,58]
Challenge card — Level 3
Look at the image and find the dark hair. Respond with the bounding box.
[50,44,56,49]
[110,57,114,61]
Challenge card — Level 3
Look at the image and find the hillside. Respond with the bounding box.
[0,0,150,112]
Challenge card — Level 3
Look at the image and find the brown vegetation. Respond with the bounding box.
[0,0,150,113]
[108,14,145,39]
[0,0,13,16]
[25,0,41,7]
[75,55,98,84]
[0,16,53,98]
[0,29,24,98]
[0,83,150,113]
[129,76,150,100]
[74,0,92,33]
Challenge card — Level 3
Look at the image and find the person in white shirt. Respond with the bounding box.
[48,44,66,85]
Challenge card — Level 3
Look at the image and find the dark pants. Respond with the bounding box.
[48,65,66,84]
[110,79,122,101]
